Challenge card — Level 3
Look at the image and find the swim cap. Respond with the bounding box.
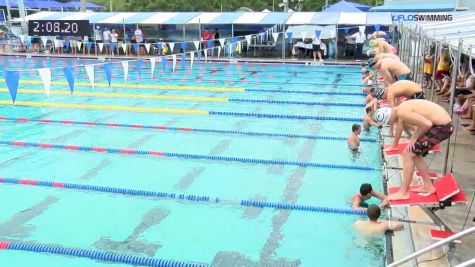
[373,107,392,125]
[368,58,376,68]
[368,40,378,48]
[368,50,376,58]
[375,87,385,100]
[367,80,373,85]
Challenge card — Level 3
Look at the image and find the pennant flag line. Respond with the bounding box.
[84,65,95,88]
[5,71,20,103]
[121,61,129,83]
[37,68,51,97]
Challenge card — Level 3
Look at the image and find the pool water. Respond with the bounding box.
[0,55,384,266]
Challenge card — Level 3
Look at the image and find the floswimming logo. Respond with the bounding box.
[392,14,453,22]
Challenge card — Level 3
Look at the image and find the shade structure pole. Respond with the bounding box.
[443,38,463,174]
[430,42,439,101]
[80,0,86,12]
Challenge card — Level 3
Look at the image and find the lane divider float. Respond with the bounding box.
[0,177,365,216]
[0,89,365,107]
[0,140,376,171]
[0,101,362,121]
[0,116,378,142]
[0,240,208,267]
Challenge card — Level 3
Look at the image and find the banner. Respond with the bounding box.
[172,55,177,74]
[121,61,129,83]
[85,65,95,88]
[103,63,112,86]
[37,68,51,97]
[5,71,19,103]
[150,58,156,78]
[63,67,75,93]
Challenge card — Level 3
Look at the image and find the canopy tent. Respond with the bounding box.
[17,11,395,25]
[323,0,364,13]
[285,25,336,39]
[0,0,64,9]
[62,1,104,9]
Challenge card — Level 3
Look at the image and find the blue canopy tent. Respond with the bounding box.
[62,1,104,10]
[0,0,64,9]
[323,0,371,12]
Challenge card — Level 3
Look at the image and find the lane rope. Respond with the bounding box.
[0,89,364,107]
[0,117,378,142]
[0,140,377,171]
[0,101,362,121]
[0,240,208,267]
[0,177,365,216]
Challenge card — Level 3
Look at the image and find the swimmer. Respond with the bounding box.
[374,52,400,62]
[365,87,376,105]
[374,80,425,107]
[348,124,361,151]
[351,184,388,210]
[374,58,412,86]
[374,100,453,200]
[369,39,396,55]
[363,107,382,130]
[354,205,404,238]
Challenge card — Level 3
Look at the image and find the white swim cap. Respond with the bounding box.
[367,80,373,85]
[373,107,392,124]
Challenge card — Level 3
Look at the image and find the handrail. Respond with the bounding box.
[388,226,475,267]
[455,257,475,267]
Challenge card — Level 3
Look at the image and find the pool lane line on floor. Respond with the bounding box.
[0,89,365,107]
[0,240,208,267]
[0,177,365,216]
[0,116,378,142]
[0,140,376,171]
[0,101,362,122]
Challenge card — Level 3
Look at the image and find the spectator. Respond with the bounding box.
[94,26,102,56]
[135,26,144,55]
[102,27,111,54]
[351,30,366,62]
[110,29,118,55]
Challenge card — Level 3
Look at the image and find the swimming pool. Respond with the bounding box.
[0,56,384,266]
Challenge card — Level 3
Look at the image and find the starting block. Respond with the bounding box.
[384,143,440,156]
[388,173,467,207]
[430,229,462,243]
[415,171,439,180]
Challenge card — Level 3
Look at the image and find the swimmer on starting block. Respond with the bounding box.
[354,205,404,238]
[374,80,425,107]
[351,184,388,210]
[373,100,453,200]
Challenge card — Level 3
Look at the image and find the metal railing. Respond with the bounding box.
[388,226,475,267]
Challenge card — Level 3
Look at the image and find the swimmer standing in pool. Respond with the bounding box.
[354,205,403,238]
[348,124,361,151]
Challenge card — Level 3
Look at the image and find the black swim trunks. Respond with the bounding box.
[409,91,425,100]
[412,123,453,156]
[395,73,413,81]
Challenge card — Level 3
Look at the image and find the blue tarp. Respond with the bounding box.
[62,1,104,9]
[259,12,290,25]
[371,4,455,12]
[323,0,365,13]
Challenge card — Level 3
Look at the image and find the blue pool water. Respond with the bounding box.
[0,56,384,266]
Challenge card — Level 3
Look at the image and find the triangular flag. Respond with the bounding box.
[180,42,187,50]
[98,43,104,53]
[37,68,51,97]
[190,52,194,68]
[40,36,48,46]
[217,46,221,59]
[4,71,19,103]
[245,35,252,45]
[219,38,225,47]
[286,32,293,42]
[301,32,307,41]
[272,32,279,43]
[65,40,71,51]
[315,30,321,39]
[207,40,213,49]
[169,42,175,53]
[193,41,200,50]
[121,43,127,53]
[204,49,208,62]
[150,58,156,78]
[19,35,25,43]
[103,63,112,86]
[197,50,202,62]
[359,26,366,33]
[375,24,381,32]
[77,42,83,51]
[172,55,177,74]
[136,59,142,78]
[145,43,151,53]
[63,67,74,93]
[344,28,349,34]
[84,65,95,88]
[87,42,93,51]
[121,61,129,83]
[109,42,116,54]
[132,43,139,54]
[161,56,167,74]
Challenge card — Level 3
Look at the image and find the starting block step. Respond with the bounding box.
[430,229,462,243]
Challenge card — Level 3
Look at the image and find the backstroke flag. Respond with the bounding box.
[37,68,51,97]
[5,71,19,103]
[103,63,112,86]
[121,61,129,83]
[150,58,156,78]
[63,67,75,93]
[85,65,95,88]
